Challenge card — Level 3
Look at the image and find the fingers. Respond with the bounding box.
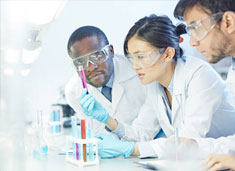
[178,138,198,151]
[96,136,103,140]
[83,95,95,109]
[95,134,115,142]
[80,93,94,107]
[206,154,234,171]
[80,90,91,105]
[95,134,108,140]
[88,100,95,111]
[80,89,97,112]
[100,155,115,159]
[81,88,88,98]
[207,158,218,170]
[206,154,224,170]
[208,163,223,171]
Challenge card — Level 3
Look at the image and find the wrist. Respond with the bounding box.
[106,117,118,131]
[100,111,110,123]
[123,141,135,158]
[131,143,140,156]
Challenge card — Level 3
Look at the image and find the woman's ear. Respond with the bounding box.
[163,47,175,62]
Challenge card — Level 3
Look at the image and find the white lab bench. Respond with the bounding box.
[0,127,156,171]
[40,129,157,171]
[0,128,203,171]
[21,152,156,171]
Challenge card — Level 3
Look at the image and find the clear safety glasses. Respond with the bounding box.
[186,12,224,41]
[126,48,165,69]
[73,45,110,70]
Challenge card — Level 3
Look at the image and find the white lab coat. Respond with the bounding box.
[192,63,235,158]
[137,56,235,157]
[65,55,151,139]
[226,66,235,106]
[195,135,235,158]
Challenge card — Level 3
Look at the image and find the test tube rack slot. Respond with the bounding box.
[48,105,63,136]
[66,136,99,166]
[48,121,63,136]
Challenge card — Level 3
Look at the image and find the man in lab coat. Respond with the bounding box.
[174,0,235,170]
[65,26,154,140]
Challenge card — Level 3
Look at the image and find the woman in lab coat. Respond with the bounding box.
[80,14,235,158]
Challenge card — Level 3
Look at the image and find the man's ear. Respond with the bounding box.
[109,45,114,57]
[163,47,175,62]
[221,11,235,34]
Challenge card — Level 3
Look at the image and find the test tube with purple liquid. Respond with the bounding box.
[78,65,88,94]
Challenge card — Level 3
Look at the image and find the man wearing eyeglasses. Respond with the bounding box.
[65,26,159,141]
[174,0,235,170]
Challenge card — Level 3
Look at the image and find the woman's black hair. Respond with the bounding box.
[124,14,187,60]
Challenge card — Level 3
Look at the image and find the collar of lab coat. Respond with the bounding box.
[171,57,187,126]
[154,58,187,133]
[111,54,138,114]
[113,54,137,83]
[172,57,187,96]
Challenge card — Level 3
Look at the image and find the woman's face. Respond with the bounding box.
[127,35,169,85]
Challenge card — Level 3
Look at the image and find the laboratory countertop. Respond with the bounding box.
[9,149,202,171]
[0,127,204,171]
[22,153,156,171]
[0,128,157,171]
[41,129,157,171]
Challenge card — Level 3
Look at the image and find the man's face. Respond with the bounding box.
[184,6,229,63]
[70,36,114,87]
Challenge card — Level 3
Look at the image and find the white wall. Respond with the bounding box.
[23,0,186,121]
[1,0,230,125]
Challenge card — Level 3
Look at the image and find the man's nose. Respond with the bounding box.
[87,61,98,71]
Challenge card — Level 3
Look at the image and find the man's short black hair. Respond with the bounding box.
[174,0,235,21]
[67,26,109,55]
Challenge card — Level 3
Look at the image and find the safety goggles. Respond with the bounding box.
[126,48,165,69]
[73,45,110,70]
[186,12,224,41]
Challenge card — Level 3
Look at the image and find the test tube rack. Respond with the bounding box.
[48,105,63,136]
[66,136,99,166]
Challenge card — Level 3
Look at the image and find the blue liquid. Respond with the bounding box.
[33,145,48,159]
[41,145,48,155]
[33,150,40,159]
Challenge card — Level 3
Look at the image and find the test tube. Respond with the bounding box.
[71,116,79,160]
[78,65,89,94]
[55,110,60,133]
[81,119,87,162]
[88,128,94,161]
[79,65,90,162]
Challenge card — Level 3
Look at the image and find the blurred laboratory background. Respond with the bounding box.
[0,0,231,170]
